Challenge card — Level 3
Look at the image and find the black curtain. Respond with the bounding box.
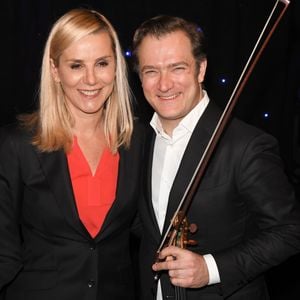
[2,0,300,298]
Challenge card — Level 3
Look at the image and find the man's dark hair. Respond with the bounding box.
[132,15,207,73]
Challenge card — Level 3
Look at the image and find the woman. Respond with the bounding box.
[0,8,143,300]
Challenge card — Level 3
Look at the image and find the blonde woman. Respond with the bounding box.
[0,8,143,300]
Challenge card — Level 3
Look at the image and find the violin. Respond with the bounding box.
[154,212,197,300]
[172,213,197,300]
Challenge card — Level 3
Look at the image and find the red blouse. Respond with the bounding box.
[67,137,119,238]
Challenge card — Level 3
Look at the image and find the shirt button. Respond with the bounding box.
[89,243,96,250]
[88,279,95,288]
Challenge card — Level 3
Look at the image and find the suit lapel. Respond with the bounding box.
[37,150,88,238]
[136,125,162,244]
[144,127,162,240]
[162,101,222,236]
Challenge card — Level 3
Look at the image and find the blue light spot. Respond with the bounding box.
[125,50,132,57]
[197,26,203,33]
[263,112,270,118]
[220,78,227,85]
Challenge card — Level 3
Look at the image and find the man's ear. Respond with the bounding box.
[197,59,207,84]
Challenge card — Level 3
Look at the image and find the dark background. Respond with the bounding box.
[2,0,300,298]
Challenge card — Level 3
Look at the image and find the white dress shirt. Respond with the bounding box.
[150,91,220,300]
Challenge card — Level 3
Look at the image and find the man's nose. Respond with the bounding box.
[158,72,173,91]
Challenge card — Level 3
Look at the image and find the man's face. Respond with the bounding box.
[137,30,207,134]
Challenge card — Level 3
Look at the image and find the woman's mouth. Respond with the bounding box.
[79,89,100,96]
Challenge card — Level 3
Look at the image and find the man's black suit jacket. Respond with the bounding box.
[138,101,300,300]
[0,123,144,300]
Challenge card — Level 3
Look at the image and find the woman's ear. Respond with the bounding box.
[50,58,60,83]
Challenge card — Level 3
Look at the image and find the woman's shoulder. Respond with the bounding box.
[0,121,32,149]
[119,117,147,156]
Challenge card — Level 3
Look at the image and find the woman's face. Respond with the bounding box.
[51,31,116,120]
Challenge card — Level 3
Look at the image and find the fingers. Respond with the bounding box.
[160,245,184,260]
[152,246,209,288]
[152,246,184,272]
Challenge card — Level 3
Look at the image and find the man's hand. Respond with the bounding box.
[152,246,209,288]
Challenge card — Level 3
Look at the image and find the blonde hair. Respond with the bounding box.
[22,8,133,153]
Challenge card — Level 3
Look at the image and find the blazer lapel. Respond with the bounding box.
[93,147,127,242]
[96,125,161,243]
[37,150,88,238]
[162,101,222,236]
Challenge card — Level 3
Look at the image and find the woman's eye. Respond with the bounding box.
[70,63,82,70]
[97,60,109,67]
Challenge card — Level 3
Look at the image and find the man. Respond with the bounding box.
[132,15,300,300]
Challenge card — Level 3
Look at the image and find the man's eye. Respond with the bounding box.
[144,70,157,76]
[173,66,185,72]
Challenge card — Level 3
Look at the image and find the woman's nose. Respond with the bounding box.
[84,68,97,85]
